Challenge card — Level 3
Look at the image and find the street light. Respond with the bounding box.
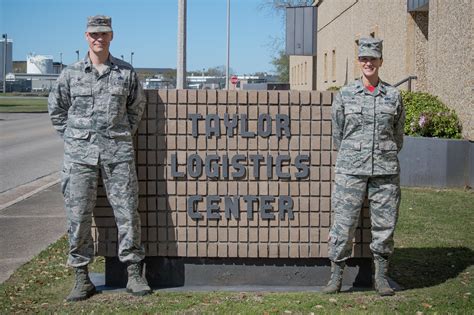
[176,0,187,89]
[131,52,134,66]
[121,54,124,60]
[226,0,230,90]
[2,33,7,94]
[75,50,79,61]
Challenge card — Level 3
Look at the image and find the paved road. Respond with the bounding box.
[0,184,65,283]
[0,113,63,193]
[0,112,65,283]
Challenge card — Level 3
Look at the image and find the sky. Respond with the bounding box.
[0,0,287,75]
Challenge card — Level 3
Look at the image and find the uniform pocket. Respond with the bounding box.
[110,85,126,96]
[379,106,396,115]
[64,128,90,140]
[70,85,93,116]
[378,141,399,172]
[108,85,127,123]
[341,140,361,151]
[337,141,363,168]
[343,104,363,134]
[344,104,362,115]
[377,105,397,136]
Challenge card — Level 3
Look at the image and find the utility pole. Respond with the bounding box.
[131,52,134,66]
[2,34,7,94]
[225,0,230,90]
[177,0,187,89]
[60,52,63,72]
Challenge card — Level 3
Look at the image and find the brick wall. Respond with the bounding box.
[92,90,371,259]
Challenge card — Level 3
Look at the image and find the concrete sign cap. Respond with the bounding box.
[358,37,383,59]
[86,15,112,33]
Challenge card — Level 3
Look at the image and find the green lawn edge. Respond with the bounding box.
[0,97,48,113]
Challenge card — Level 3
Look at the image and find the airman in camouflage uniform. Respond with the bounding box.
[48,15,151,301]
[324,37,405,296]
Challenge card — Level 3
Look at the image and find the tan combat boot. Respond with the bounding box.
[66,266,96,302]
[322,261,345,294]
[126,262,152,296]
[374,254,395,296]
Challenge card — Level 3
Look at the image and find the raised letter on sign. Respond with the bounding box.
[188,113,202,137]
[279,196,294,220]
[224,113,238,137]
[243,195,258,220]
[171,153,185,178]
[224,196,240,219]
[207,195,221,220]
[276,114,291,139]
[187,195,203,220]
[260,195,275,220]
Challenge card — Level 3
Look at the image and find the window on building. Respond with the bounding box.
[331,49,336,83]
[324,52,328,83]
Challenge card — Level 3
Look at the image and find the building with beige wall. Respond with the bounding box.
[289,55,317,91]
[289,0,473,140]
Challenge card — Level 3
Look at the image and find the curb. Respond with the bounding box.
[0,172,60,211]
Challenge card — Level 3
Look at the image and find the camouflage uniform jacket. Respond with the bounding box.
[48,54,145,165]
[332,79,405,175]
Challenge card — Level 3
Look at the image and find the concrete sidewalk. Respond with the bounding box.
[0,183,66,283]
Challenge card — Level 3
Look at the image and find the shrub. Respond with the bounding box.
[327,86,341,91]
[401,91,462,139]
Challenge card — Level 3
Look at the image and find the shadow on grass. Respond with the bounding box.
[389,247,474,289]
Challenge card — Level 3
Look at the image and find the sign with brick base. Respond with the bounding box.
[92,90,372,287]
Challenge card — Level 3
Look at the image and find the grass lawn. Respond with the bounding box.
[1,187,473,314]
[0,97,48,112]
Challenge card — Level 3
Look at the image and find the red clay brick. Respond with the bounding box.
[157,90,167,104]
[168,89,177,104]
[258,91,268,104]
[279,91,289,104]
[321,91,333,105]
[268,91,279,104]
[290,91,300,104]
[311,91,321,105]
[238,90,248,104]
[178,90,187,104]
[228,90,237,104]
[187,90,197,104]
[248,243,258,257]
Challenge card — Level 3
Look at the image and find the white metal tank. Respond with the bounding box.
[27,54,54,74]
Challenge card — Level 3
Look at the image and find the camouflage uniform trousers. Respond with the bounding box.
[61,159,144,267]
[328,173,401,262]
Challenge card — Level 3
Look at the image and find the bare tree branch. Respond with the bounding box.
[258,0,314,16]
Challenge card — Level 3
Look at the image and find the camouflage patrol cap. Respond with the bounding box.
[86,15,112,33]
[358,37,383,58]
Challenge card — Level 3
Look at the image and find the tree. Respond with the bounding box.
[260,0,313,82]
[206,66,226,77]
[271,50,289,82]
[259,0,314,15]
[186,66,235,77]
[162,70,177,86]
